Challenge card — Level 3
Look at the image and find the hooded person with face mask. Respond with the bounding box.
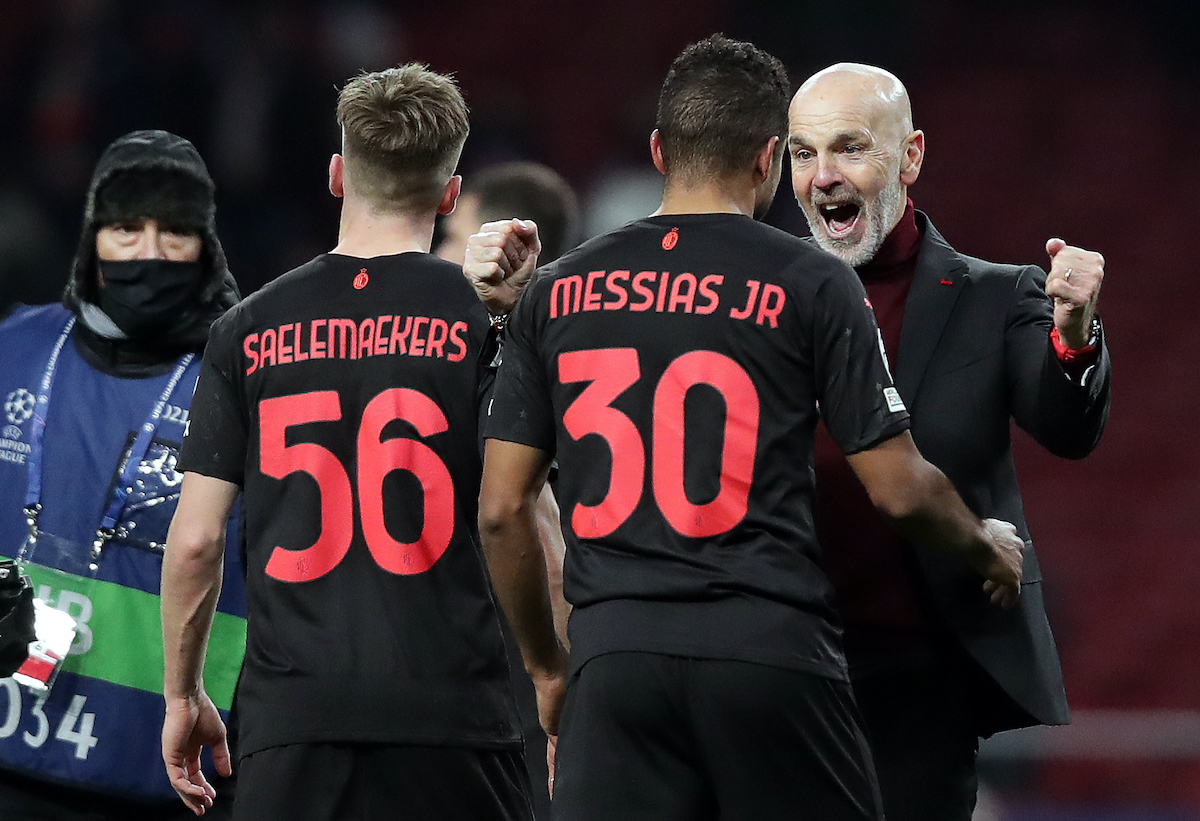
[63,129,240,368]
[0,130,247,820]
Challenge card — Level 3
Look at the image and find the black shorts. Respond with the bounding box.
[552,652,883,821]
[0,765,231,820]
[233,742,533,821]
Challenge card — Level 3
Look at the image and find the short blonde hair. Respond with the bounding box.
[336,64,469,213]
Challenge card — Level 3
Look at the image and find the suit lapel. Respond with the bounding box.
[895,215,968,405]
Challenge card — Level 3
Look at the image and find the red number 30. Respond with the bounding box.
[559,348,759,540]
[259,389,454,582]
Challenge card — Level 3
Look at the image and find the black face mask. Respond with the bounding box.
[98,259,203,338]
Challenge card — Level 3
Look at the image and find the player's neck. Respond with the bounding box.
[331,201,436,258]
[654,178,756,218]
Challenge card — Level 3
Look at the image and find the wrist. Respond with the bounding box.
[164,689,203,705]
[525,640,569,681]
[1052,316,1100,361]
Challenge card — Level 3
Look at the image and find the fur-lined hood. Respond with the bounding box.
[63,130,239,354]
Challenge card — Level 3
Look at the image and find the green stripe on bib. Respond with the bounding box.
[14,562,246,711]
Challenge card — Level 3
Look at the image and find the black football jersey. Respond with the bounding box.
[485,214,910,679]
[181,253,519,754]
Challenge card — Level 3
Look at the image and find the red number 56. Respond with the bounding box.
[259,389,455,582]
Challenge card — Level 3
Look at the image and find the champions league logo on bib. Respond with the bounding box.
[2,389,35,464]
[5,389,35,427]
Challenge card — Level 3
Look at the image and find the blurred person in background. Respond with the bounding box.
[0,129,246,820]
[435,160,581,267]
[788,62,1111,821]
[436,159,579,820]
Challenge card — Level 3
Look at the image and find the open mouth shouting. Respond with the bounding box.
[817,201,862,241]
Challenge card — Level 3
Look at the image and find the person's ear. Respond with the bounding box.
[437,175,462,216]
[900,130,924,187]
[329,154,345,198]
[754,136,781,183]
[650,129,667,176]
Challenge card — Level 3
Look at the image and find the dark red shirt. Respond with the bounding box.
[814,200,928,636]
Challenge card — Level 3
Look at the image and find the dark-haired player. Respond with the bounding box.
[160,65,536,821]
[474,35,1025,821]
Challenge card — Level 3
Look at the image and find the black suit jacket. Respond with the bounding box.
[892,212,1110,734]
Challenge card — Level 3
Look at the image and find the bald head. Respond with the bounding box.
[787,63,924,266]
[792,63,913,142]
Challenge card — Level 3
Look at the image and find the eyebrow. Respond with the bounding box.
[788,130,869,149]
[833,130,871,146]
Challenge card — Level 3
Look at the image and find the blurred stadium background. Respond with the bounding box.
[2,2,1197,818]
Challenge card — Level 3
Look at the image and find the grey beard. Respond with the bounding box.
[812,177,906,268]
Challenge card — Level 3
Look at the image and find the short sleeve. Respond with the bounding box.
[178,310,249,483]
[809,260,910,454]
[482,280,557,455]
